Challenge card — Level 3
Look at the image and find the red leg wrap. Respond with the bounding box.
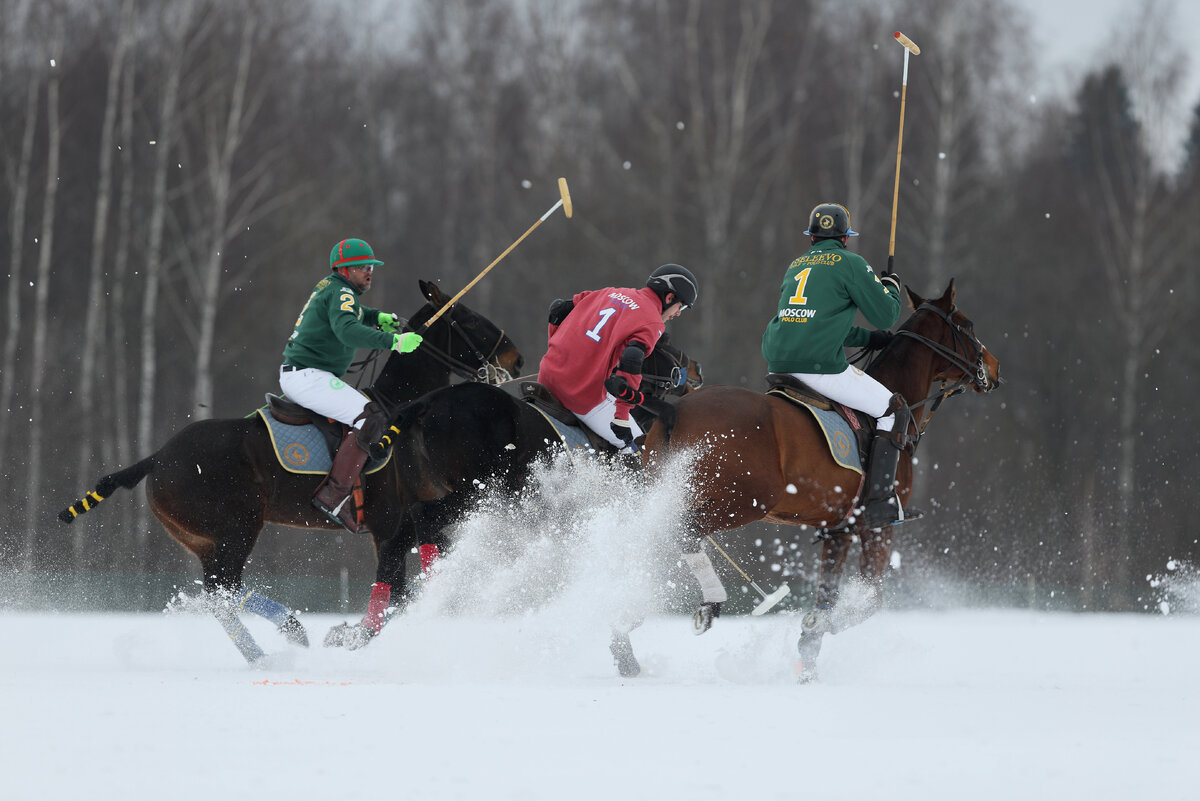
[362,581,391,633]
[419,544,441,575]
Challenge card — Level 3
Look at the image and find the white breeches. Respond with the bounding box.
[575,394,645,452]
[279,367,370,429]
[789,365,895,431]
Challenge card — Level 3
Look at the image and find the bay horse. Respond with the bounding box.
[58,280,522,663]
[637,280,1001,681]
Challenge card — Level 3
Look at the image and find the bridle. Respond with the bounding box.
[413,312,514,385]
[641,345,703,398]
[881,301,998,439]
[352,304,514,392]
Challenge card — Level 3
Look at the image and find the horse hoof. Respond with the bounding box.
[279,616,309,648]
[344,624,378,651]
[794,659,819,684]
[610,634,641,678]
[323,622,352,648]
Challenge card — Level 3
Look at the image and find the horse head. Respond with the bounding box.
[643,337,704,399]
[370,280,523,403]
[873,279,1001,432]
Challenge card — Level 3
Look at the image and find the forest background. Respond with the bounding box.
[3,0,1198,615]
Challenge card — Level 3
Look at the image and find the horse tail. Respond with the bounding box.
[58,456,155,524]
[375,397,431,451]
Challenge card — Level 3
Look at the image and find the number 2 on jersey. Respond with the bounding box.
[586,307,616,342]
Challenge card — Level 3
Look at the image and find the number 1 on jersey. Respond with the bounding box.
[586,307,616,342]
[787,267,812,305]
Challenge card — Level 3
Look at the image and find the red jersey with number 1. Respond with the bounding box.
[537,286,665,418]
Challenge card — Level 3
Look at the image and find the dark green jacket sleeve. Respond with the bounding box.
[326,285,393,351]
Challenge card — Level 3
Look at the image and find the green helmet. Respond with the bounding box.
[329,238,384,271]
[803,203,858,238]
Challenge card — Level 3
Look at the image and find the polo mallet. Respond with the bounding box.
[887,31,920,275]
[421,177,573,331]
[705,535,790,615]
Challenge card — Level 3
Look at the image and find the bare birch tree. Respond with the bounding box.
[73,0,135,564]
[23,12,64,567]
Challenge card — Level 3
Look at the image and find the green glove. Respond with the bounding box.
[393,332,422,353]
[378,312,401,333]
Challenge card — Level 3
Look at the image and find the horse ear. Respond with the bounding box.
[421,280,449,307]
[943,278,957,304]
[905,285,923,310]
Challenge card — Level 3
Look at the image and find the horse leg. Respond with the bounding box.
[681,543,728,635]
[324,507,408,650]
[845,524,895,629]
[609,612,645,678]
[796,533,853,682]
[154,506,302,663]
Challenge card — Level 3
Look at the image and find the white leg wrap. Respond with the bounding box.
[683,550,728,604]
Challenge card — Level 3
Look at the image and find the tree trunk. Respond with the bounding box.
[0,73,40,490]
[136,4,190,543]
[24,18,64,568]
[193,21,256,420]
[73,0,133,566]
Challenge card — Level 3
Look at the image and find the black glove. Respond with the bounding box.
[604,374,645,406]
[610,418,636,450]
[866,330,895,350]
[880,272,901,294]
[548,298,574,325]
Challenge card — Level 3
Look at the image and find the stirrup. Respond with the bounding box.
[312,495,365,534]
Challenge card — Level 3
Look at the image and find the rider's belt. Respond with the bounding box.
[280,364,300,372]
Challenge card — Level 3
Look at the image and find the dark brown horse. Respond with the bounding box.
[365,340,704,603]
[638,280,1001,681]
[58,280,522,663]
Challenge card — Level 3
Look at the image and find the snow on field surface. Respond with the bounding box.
[2,610,1197,801]
[4,457,1197,800]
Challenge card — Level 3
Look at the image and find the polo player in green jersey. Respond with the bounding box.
[279,238,422,534]
[762,203,914,528]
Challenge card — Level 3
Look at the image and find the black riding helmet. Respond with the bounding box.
[646,264,699,309]
[803,203,859,239]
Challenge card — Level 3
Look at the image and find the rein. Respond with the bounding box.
[876,301,994,441]
[420,315,513,385]
[350,303,513,404]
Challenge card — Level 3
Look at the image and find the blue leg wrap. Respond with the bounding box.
[237,588,291,627]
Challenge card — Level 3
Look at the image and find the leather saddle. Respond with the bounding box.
[764,374,873,458]
[512,381,619,454]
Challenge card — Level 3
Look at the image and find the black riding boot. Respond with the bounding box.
[859,435,902,529]
[314,428,371,534]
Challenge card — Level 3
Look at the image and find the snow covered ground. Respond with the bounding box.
[4,458,1197,799]
[1,609,1197,800]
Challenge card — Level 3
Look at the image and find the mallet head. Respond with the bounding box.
[558,177,573,219]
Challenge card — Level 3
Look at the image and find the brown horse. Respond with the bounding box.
[58,280,522,663]
[637,280,1001,681]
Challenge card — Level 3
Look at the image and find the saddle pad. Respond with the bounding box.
[523,404,600,459]
[768,393,863,474]
[256,408,390,475]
